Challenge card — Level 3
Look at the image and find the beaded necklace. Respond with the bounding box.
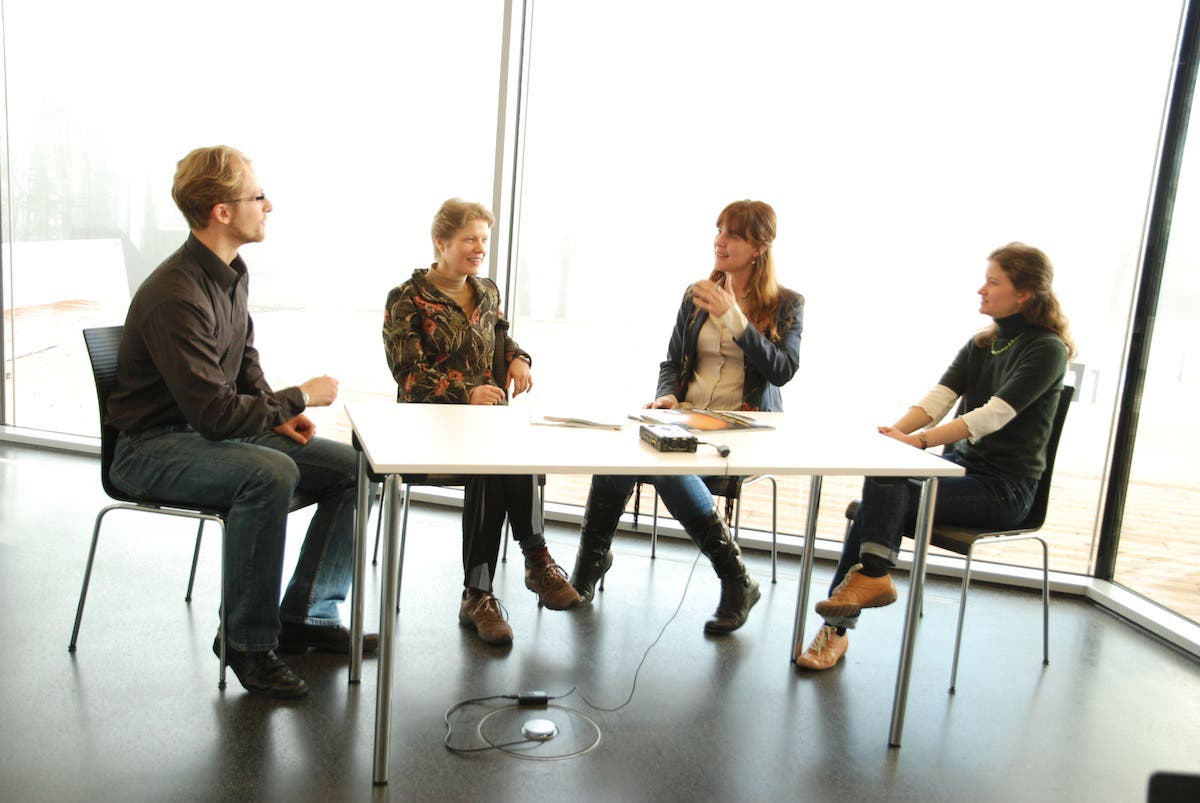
[989,332,1023,355]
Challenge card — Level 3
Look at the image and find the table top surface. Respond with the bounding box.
[346,402,966,479]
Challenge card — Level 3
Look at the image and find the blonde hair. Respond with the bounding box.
[975,242,1077,359]
[171,145,251,231]
[431,198,496,259]
[709,200,783,339]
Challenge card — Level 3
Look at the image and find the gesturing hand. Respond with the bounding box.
[299,375,339,407]
[690,279,736,318]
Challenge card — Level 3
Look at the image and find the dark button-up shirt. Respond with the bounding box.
[106,233,305,438]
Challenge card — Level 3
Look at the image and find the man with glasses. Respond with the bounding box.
[106,145,375,698]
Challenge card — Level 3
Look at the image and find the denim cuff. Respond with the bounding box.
[861,541,898,565]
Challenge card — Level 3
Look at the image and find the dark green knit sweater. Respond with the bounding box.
[940,314,1067,481]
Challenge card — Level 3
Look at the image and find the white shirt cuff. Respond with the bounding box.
[915,384,957,425]
[959,396,1018,442]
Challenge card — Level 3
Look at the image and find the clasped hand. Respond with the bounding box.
[275,414,316,445]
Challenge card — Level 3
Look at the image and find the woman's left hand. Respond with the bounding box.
[878,425,921,449]
[691,279,736,317]
[507,357,533,397]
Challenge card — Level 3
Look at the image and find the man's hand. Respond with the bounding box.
[645,395,679,409]
[299,375,339,407]
[468,384,507,405]
[507,358,533,397]
[276,414,316,444]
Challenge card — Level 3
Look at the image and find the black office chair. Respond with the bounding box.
[70,326,316,689]
[645,475,780,581]
[840,384,1074,693]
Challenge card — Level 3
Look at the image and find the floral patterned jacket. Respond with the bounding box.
[383,266,529,404]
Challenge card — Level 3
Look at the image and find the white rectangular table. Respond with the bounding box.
[344,402,965,785]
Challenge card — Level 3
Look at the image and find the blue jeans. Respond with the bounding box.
[110,426,358,651]
[826,451,1037,629]
[590,474,716,526]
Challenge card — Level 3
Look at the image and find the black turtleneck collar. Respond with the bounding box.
[995,312,1030,339]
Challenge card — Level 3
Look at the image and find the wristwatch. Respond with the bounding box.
[301,389,310,406]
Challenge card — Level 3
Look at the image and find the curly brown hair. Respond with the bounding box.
[975,242,1076,359]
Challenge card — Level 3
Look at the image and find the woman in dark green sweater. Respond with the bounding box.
[795,242,1075,670]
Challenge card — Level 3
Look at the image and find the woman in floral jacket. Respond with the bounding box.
[383,198,578,646]
[570,199,804,635]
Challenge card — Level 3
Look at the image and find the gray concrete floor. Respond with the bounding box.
[1,443,1198,802]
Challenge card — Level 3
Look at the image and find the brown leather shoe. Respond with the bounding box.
[794,625,848,671]
[814,565,898,619]
[459,592,514,645]
[525,556,581,610]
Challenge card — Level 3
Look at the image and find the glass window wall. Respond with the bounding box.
[1117,75,1200,623]
[1,0,504,441]
[511,1,1185,582]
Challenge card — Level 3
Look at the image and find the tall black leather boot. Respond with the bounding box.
[568,482,632,603]
[685,510,761,634]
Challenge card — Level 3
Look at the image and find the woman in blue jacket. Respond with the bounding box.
[569,200,804,634]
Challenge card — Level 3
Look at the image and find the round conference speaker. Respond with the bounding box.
[521,718,558,741]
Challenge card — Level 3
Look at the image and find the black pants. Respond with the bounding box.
[462,474,544,591]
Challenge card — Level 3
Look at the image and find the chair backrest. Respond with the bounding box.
[83,326,136,504]
[1015,384,1075,530]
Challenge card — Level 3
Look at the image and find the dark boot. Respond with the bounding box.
[686,510,761,634]
[569,483,631,603]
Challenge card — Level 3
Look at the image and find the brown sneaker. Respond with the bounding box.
[459,592,514,645]
[794,625,849,671]
[814,564,898,619]
[525,556,581,610]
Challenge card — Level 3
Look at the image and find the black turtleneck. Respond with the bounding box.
[937,313,1068,480]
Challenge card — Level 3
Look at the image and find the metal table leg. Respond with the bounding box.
[888,477,938,747]
[349,452,370,684]
[790,475,823,660]
[373,474,402,784]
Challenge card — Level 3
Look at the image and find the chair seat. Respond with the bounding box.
[930,526,993,556]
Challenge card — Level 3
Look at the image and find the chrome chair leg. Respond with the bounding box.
[218,520,228,690]
[395,485,412,614]
[767,477,778,583]
[68,505,114,651]
[185,519,205,602]
[948,546,975,694]
[650,490,659,560]
[372,483,384,566]
[1036,535,1050,665]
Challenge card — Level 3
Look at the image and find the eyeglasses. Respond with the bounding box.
[223,192,267,204]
